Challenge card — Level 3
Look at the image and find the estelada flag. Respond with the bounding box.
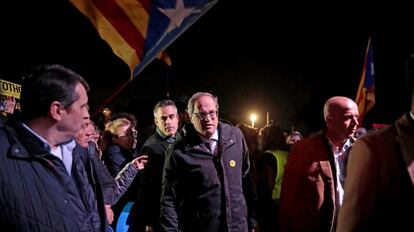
[355,37,375,124]
[70,0,218,79]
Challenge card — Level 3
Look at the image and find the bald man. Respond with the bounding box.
[278,96,359,232]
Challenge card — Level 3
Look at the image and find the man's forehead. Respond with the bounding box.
[196,98,215,109]
[158,110,177,117]
[158,105,176,112]
[159,113,176,117]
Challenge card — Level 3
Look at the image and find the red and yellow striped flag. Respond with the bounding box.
[70,0,218,79]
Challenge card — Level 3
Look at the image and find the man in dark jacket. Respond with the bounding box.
[337,51,414,231]
[278,96,359,232]
[133,99,180,232]
[160,92,257,232]
[0,64,114,232]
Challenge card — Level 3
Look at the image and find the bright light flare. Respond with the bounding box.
[250,113,257,128]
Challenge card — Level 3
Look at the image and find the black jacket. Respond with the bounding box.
[102,143,135,177]
[133,130,176,231]
[0,122,115,232]
[160,122,257,232]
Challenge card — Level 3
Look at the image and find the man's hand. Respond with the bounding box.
[3,96,16,114]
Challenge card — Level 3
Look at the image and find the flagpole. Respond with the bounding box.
[363,85,368,122]
[362,37,371,124]
[91,79,131,117]
[166,66,170,98]
[356,36,375,125]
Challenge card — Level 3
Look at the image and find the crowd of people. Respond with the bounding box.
[0,50,413,232]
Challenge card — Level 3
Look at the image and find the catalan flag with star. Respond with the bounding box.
[355,37,375,124]
[70,0,219,79]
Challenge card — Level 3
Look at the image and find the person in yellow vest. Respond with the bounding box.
[256,123,289,232]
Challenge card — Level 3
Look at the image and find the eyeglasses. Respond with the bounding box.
[192,110,218,120]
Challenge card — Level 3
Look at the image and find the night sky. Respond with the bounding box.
[1,1,413,135]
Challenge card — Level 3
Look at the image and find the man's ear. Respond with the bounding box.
[189,114,195,124]
[50,101,63,121]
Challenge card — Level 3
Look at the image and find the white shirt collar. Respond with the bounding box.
[199,129,219,142]
[22,123,76,174]
[211,130,219,141]
[21,123,76,153]
[326,136,352,154]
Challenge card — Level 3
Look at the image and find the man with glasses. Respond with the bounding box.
[132,99,180,232]
[160,92,258,232]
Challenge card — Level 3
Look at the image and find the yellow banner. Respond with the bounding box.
[0,79,21,99]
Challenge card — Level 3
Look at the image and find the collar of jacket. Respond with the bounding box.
[7,121,51,159]
[181,121,236,153]
[396,113,414,169]
[156,127,176,144]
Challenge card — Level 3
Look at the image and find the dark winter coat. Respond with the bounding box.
[0,122,115,232]
[160,122,257,232]
[132,130,175,231]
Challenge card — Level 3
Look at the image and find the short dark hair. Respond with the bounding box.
[153,99,177,117]
[259,124,287,151]
[20,64,89,121]
[406,51,414,96]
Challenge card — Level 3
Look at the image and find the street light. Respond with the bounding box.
[250,113,257,128]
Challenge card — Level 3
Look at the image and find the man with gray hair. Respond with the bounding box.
[160,92,257,232]
[133,99,180,232]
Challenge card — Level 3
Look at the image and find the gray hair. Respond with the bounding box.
[187,92,219,114]
[153,99,177,117]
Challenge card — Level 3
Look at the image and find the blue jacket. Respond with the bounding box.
[0,122,114,232]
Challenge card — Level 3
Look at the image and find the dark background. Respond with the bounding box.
[1,1,413,135]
